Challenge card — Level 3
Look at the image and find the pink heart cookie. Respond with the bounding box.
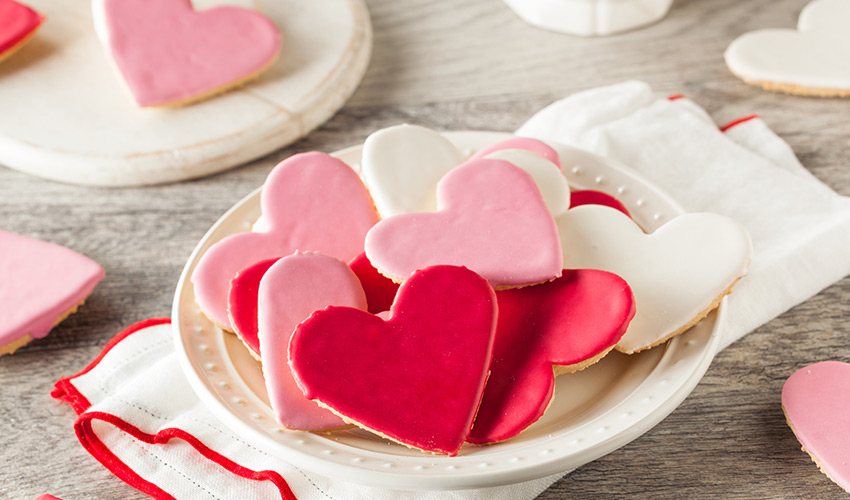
[470,137,562,169]
[364,159,563,288]
[94,0,281,106]
[192,152,379,330]
[468,269,635,444]
[782,361,850,493]
[0,0,44,63]
[0,230,104,355]
[289,265,498,455]
[258,252,366,431]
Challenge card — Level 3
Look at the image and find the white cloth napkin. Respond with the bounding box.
[53,81,850,499]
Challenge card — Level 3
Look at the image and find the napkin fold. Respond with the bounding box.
[53,81,850,499]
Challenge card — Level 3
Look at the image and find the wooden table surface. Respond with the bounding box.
[2,0,849,498]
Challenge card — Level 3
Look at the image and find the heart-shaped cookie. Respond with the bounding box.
[468,269,635,444]
[569,189,631,217]
[480,148,570,217]
[93,0,281,106]
[361,124,467,218]
[0,0,45,63]
[365,159,563,288]
[227,257,280,359]
[470,136,562,169]
[289,265,498,455]
[258,252,366,431]
[556,205,752,353]
[192,152,379,330]
[1,230,104,355]
[348,252,399,314]
[361,125,565,217]
[782,361,850,493]
[724,0,850,97]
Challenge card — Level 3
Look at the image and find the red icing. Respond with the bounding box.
[348,252,399,314]
[470,137,562,170]
[467,269,635,444]
[289,265,497,456]
[569,189,631,217]
[227,257,280,357]
[0,0,44,59]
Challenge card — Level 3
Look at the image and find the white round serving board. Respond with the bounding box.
[172,131,723,490]
[0,0,372,186]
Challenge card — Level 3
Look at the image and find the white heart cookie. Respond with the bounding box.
[362,125,569,218]
[361,124,466,218]
[556,205,752,353]
[483,149,570,217]
[724,0,850,97]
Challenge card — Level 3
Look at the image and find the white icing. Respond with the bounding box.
[556,205,752,353]
[724,0,850,90]
[483,149,570,217]
[361,124,466,218]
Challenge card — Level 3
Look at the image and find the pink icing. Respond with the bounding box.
[364,159,563,288]
[470,137,562,170]
[348,252,399,314]
[226,257,280,358]
[258,253,366,431]
[468,269,635,444]
[289,265,497,455]
[569,189,631,217]
[782,361,850,492]
[192,152,379,330]
[0,230,104,347]
[0,0,44,57]
[101,0,281,106]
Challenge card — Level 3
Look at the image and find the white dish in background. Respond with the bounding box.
[504,0,673,37]
[172,131,722,490]
[0,0,371,186]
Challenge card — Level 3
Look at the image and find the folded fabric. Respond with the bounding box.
[52,319,561,500]
[53,81,850,499]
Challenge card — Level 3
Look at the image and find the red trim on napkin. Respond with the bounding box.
[52,318,298,500]
[720,115,760,132]
[667,94,685,101]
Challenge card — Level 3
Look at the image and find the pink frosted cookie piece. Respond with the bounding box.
[470,137,562,170]
[95,0,281,106]
[289,265,497,455]
[0,0,44,62]
[365,159,563,288]
[468,269,635,444]
[0,230,104,354]
[557,205,752,353]
[782,361,850,493]
[258,253,366,431]
[569,189,631,217]
[226,257,280,359]
[192,152,379,331]
[348,252,399,314]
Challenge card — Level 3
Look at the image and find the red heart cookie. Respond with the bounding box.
[0,0,45,63]
[226,257,280,359]
[289,265,498,455]
[569,189,631,217]
[94,0,281,106]
[782,361,850,493]
[348,252,399,314]
[364,159,563,288]
[192,152,379,330]
[467,269,635,444]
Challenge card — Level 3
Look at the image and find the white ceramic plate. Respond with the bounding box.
[172,131,722,490]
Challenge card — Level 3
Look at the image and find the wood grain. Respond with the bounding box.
[2,0,850,498]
